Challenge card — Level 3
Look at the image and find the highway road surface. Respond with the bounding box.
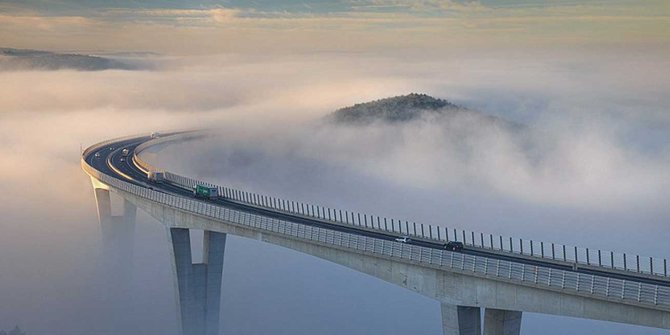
[85,135,670,288]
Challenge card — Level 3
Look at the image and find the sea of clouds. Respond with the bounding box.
[0,50,668,335]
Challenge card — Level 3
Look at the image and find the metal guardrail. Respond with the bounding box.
[82,158,670,311]
[132,143,669,280]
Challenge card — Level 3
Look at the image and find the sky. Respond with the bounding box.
[0,0,668,54]
[0,1,669,335]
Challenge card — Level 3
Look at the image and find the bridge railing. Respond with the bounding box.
[128,132,668,279]
[82,158,670,311]
[137,159,669,280]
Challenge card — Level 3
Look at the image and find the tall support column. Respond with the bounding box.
[483,309,522,335]
[93,188,113,224]
[170,228,226,335]
[203,231,225,335]
[441,303,482,335]
[92,185,138,331]
[93,187,136,282]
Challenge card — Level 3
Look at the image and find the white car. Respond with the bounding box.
[395,236,411,243]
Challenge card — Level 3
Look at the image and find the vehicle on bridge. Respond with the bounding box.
[121,148,130,157]
[193,185,218,199]
[148,171,165,183]
[395,236,411,243]
[81,133,670,334]
[443,241,464,251]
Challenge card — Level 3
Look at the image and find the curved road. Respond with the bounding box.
[85,135,670,288]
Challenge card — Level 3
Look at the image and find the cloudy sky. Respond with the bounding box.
[1,1,669,335]
[1,0,668,54]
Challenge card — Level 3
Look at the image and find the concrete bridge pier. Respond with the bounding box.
[441,304,481,335]
[441,304,521,335]
[169,228,226,335]
[484,309,522,335]
[92,187,137,279]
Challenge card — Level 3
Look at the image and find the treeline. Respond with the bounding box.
[331,93,461,124]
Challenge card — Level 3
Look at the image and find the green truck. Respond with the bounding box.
[193,184,218,199]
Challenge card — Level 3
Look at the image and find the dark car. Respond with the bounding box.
[444,241,464,251]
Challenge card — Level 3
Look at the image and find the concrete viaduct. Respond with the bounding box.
[82,131,670,335]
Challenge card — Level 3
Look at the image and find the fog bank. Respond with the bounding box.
[1,51,669,335]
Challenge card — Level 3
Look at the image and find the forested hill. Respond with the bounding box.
[330,93,466,124]
[0,48,139,71]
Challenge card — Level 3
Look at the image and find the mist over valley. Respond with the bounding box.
[0,28,669,335]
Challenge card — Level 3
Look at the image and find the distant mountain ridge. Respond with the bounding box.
[330,93,467,124]
[0,47,139,71]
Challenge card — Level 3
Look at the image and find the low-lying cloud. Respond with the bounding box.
[1,50,669,335]
[152,101,670,224]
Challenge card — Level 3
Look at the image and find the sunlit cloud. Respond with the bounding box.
[0,13,94,31]
[0,1,667,54]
